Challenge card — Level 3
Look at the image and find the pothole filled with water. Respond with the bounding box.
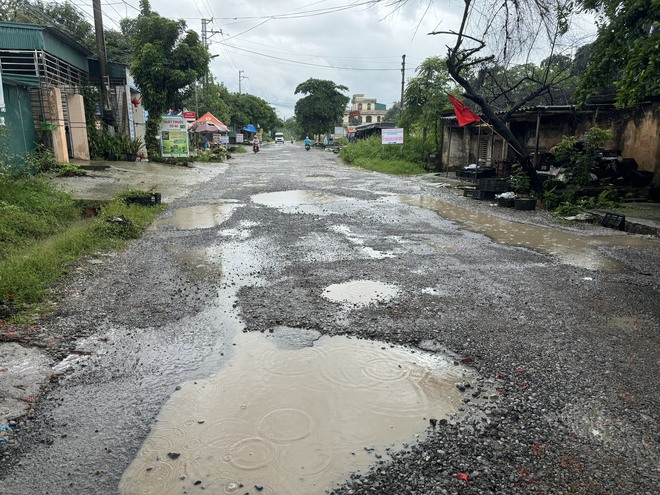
[150,201,240,230]
[251,189,347,214]
[322,280,399,306]
[119,331,472,494]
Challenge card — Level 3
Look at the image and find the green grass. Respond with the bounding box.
[339,134,430,175]
[350,157,426,175]
[0,174,163,314]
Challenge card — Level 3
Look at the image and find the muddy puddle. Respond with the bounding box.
[392,195,658,271]
[251,189,347,215]
[120,331,469,494]
[150,201,240,230]
[322,280,399,306]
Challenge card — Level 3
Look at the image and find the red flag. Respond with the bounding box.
[447,94,481,126]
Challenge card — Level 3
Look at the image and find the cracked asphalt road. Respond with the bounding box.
[1,143,658,494]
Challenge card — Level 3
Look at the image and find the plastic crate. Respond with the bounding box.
[479,178,510,193]
[472,189,496,200]
[602,213,625,230]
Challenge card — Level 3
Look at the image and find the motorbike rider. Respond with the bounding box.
[304,136,311,149]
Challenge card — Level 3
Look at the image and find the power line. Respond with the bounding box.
[216,42,407,72]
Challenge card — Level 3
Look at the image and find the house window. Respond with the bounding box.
[358,103,363,110]
[377,116,381,122]
[367,103,371,110]
[366,116,372,123]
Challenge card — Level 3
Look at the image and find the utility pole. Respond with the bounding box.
[239,70,248,94]
[400,54,406,112]
[201,19,222,86]
[92,0,113,129]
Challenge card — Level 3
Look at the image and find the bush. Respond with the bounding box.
[339,135,430,175]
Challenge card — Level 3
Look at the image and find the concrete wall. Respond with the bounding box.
[43,87,68,163]
[67,93,89,160]
[615,103,659,174]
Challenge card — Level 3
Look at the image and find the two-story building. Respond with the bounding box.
[343,94,387,126]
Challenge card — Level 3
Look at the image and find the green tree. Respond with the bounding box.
[183,82,232,124]
[294,79,349,137]
[130,0,209,156]
[400,56,453,151]
[226,93,281,132]
[576,0,660,107]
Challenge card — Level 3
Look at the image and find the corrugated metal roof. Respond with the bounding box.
[0,22,90,71]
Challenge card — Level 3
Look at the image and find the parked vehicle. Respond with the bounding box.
[275,132,284,144]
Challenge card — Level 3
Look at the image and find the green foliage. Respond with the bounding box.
[130,1,210,152]
[294,79,350,136]
[554,188,619,216]
[93,197,164,240]
[228,93,281,132]
[183,82,232,124]
[508,163,532,195]
[0,175,80,260]
[576,0,660,107]
[550,127,614,186]
[400,56,453,151]
[541,178,568,210]
[0,180,162,308]
[339,135,429,175]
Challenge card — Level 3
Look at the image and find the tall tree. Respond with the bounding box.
[400,56,453,151]
[130,0,209,156]
[576,0,660,107]
[183,81,232,124]
[294,79,349,137]
[227,93,281,132]
[426,0,577,157]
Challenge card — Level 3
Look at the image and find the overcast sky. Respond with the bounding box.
[86,0,596,120]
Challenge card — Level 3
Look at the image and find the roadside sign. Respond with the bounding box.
[160,115,189,157]
[236,133,244,143]
[382,128,404,145]
[183,111,196,120]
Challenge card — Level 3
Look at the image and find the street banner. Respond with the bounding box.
[381,128,404,145]
[221,135,229,145]
[334,126,345,137]
[160,115,189,157]
[236,133,244,143]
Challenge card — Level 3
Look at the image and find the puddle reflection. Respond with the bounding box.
[120,331,468,494]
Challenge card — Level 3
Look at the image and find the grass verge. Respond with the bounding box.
[0,174,163,318]
[339,135,429,175]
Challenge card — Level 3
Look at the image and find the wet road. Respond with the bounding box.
[1,143,659,494]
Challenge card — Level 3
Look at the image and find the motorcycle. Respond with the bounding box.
[305,144,311,151]
[253,143,259,153]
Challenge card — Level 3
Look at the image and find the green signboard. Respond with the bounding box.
[160,116,189,157]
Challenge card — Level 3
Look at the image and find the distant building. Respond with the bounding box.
[343,94,387,126]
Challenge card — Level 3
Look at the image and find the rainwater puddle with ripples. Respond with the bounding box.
[392,195,658,271]
[119,331,469,494]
